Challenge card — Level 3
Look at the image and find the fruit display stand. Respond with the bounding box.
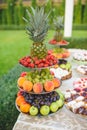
[13,49,87,130]
[48,16,70,59]
[15,7,64,117]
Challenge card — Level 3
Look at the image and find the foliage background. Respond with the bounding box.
[0,0,87,28]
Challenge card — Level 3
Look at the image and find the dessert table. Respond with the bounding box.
[13,49,87,130]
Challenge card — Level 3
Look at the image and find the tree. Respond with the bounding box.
[74,0,82,24]
[6,0,16,25]
[83,0,87,24]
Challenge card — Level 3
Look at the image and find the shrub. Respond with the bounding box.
[0,64,29,130]
[83,2,87,24]
[65,38,87,49]
[74,0,82,24]
[73,24,87,30]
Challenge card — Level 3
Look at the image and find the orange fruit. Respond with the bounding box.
[20,102,31,113]
[56,54,63,59]
[16,96,25,106]
[33,83,43,94]
[52,78,60,88]
[17,77,26,87]
[44,81,54,92]
[23,80,33,92]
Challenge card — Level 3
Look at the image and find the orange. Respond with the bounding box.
[23,80,33,92]
[56,54,63,59]
[52,78,60,88]
[16,96,25,106]
[33,83,43,94]
[17,77,26,87]
[20,102,31,113]
[44,81,54,92]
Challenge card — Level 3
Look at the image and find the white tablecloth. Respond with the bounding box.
[13,49,87,130]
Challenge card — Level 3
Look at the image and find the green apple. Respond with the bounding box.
[40,105,50,116]
[66,63,71,70]
[59,93,65,101]
[30,106,38,116]
[55,89,65,101]
[60,64,66,69]
[50,102,58,113]
[56,99,64,108]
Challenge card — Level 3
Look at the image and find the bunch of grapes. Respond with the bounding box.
[21,91,60,109]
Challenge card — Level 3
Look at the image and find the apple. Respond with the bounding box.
[66,63,71,70]
[40,105,50,116]
[29,106,38,116]
[60,64,66,69]
[59,93,65,101]
[56,99,64,108]
[55,89,65,100]
[50,102,58,112]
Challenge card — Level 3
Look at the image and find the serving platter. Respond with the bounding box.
[17,78,62,95]
[15,101,64,117]
[64,104,87,120]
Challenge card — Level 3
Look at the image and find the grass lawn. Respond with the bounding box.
[0,30,87,77]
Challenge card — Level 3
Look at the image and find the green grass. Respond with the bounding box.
[0,30,87,77]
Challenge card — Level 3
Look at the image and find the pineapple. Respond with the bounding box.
[23,7,50,59]
[53,16,64,42]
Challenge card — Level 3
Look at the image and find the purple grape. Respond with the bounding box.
[65,98,72,102]
[72,94,80,100]
[81,92,87,97]
[83,88,87,92]
[83,109,87,115]
[78,107,85,114]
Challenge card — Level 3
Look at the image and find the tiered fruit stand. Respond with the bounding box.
[15,7,64,116]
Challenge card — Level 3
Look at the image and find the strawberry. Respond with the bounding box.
[20,72,27,77]
[35,60,40,65]
[49,62,53,66]
[50,71,54,75]
[27,58,31,63]
[44,64,48,67]
[37,64,41,68]
[42,59,46,62]
[48,50,52,55]
[24,62,28,67]
[30,63,35,68]
[32,57,38,61]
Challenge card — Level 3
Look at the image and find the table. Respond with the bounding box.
[13,49,87,130]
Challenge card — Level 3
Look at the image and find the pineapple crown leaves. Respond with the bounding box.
[53,16,64,31]
[23,7,50,43]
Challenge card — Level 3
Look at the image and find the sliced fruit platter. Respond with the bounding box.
[64,78,87,119]
[48,48,70,59]
[73,50,87,63]
[77,64,87,75]
[73,77,87,89]
[64,88,87,118]
[50,59,72,80]
[19,53,57,68]
[49,39,69,46]
[17,69,61,94]
[15,90,64,116]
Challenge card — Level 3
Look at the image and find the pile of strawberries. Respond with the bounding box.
[49,39,69,45]
[49,39,57,45]
[19,53,57,68]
